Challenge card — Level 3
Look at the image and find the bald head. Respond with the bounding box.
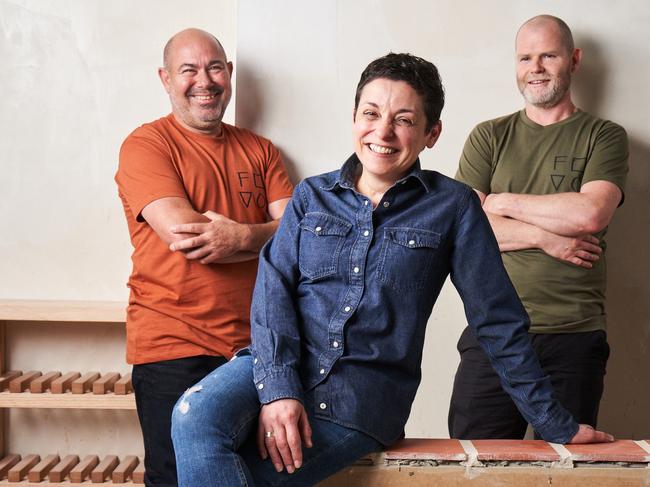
[158,27,233,134]
[163,28,227,70]
[517,15,574,54]
[514,15,581,112]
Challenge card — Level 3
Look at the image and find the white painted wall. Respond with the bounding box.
[0,0,237,301]
[1,0,648,456]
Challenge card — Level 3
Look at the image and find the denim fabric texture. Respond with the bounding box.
[250,154,579,445]
[172,353,382,486]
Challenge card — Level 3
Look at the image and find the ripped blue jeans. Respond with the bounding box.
[171,352,381,486]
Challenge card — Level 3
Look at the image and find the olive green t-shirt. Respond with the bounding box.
[456,110,628,333]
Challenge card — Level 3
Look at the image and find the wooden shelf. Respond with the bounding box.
[0,392,135,410]
[0,453,143,484]
[0,302,138,480]
[0,300,125,323]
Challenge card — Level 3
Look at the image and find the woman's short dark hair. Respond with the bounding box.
[354,53,445,132]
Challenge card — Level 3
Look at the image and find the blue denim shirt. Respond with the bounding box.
[250,154,579,445]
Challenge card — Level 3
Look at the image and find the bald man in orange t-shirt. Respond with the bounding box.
[115,28,293,487]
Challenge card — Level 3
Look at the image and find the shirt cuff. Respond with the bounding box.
[253,364,304,405]
[531,403,580,444]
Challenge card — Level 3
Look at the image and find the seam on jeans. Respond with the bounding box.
[234,454,250,487]
[231,408,260,441]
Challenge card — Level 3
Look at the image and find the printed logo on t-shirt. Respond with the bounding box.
[237,171,267,208]
[551,155,586,192]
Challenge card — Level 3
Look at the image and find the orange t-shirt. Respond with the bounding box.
[115,114,293,364]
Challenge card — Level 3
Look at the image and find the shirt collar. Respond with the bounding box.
[323,153,432,193]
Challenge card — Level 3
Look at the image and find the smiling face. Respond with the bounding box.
[353,78,441,187]
[515,19,580,109]
[158,29,233,135]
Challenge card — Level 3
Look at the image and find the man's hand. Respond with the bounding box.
[257,399,313,474]
[539,232,602,269]
[169,210,251,263]
[569,424,614,443]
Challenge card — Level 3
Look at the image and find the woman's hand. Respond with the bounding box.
[569,424,614,443]
[257,399,313,473]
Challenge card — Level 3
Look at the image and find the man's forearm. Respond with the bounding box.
[484,183,619,237]
[213,220,280,264]
[240,220,281,253]
[485,211,545,251]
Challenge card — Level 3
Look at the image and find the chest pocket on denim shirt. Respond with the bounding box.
[378,227,441,292]
[299,212,352,280]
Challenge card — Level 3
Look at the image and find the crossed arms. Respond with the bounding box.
[476,180,622,268]
[141,196,290,264]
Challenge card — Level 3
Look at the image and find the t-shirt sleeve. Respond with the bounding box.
[116,127,189,221]
[581,121,629,199]
[262,140,294,203]
[455,122,494,195]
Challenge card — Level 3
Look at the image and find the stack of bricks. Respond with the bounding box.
[319,438,650,487]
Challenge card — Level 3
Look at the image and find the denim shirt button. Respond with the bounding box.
[257,383,264,390]
[343,306,351,313]
[319,368,325,375]
[353,266,360,273]
[383,201,390,208]
[253,358,258,364]
[408,240,415,246]
[332,341,339,348]
[319,402,327,410]
[363,230,370,237]
[315,226,322,233]
[364,200,369,206]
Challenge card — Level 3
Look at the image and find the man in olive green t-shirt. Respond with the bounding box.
[449,15,628,439]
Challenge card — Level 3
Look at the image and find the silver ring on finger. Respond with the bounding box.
[264,431,274,439]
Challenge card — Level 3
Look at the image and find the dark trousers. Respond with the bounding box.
[448,327,610,439]
[132,355,227,487]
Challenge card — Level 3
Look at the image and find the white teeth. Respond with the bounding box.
[194,95,215,100]
[369,144,396,154]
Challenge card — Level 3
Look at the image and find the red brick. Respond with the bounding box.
[472,439,560,462]
[565,440,650,463]
[384,438,466,461]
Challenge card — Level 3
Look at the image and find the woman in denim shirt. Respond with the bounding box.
[171,53,611,487]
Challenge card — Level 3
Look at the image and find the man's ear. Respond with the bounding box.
[227,61,234,78]
[425,120,442,149]
[158,67,171,93]
[571,48,583,74]
[352,107,357,122]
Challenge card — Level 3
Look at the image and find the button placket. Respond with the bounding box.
[313,386,331,418]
